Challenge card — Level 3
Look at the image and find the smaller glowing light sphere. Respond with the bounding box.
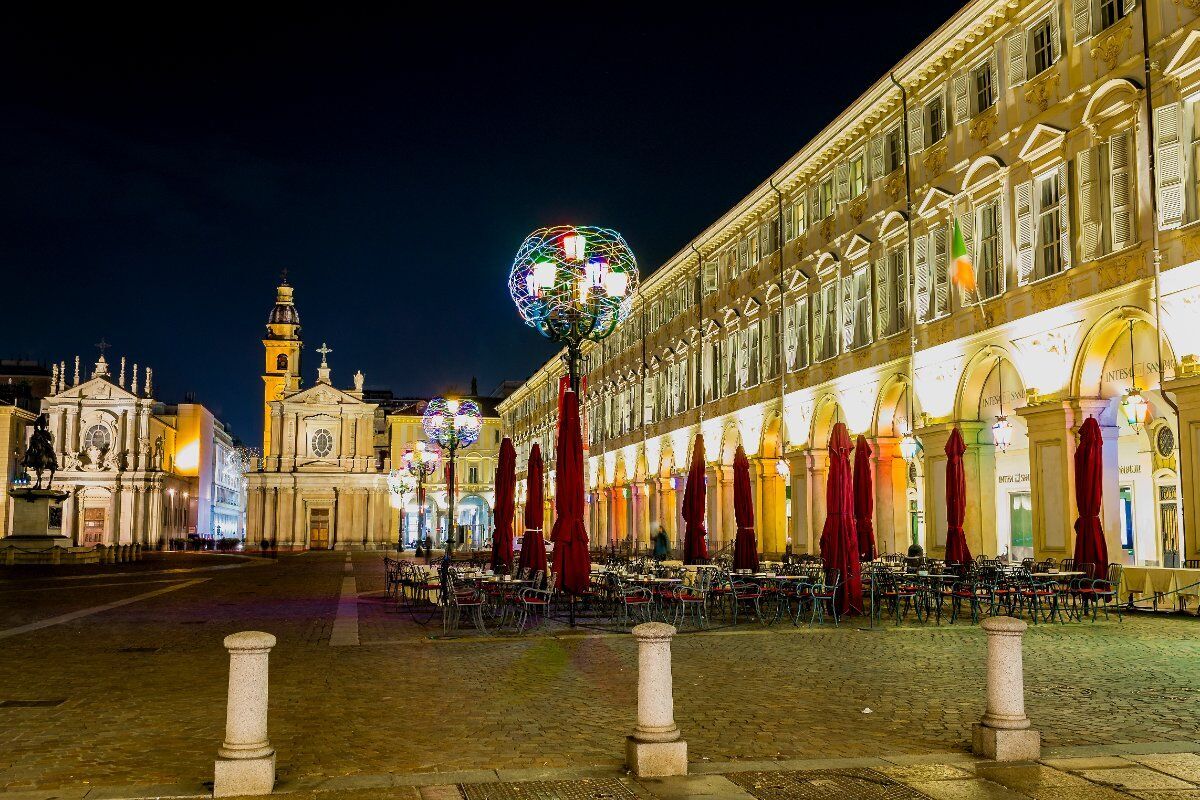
[1121,388,1149,431]
[899,433,921,461]
[991,415,1014,452]
[603,269,628,298]
[423,396,482,449]
[401,441,440,478]
[563,232,587,261]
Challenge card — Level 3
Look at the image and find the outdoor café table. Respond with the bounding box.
[1120,567,1200,613]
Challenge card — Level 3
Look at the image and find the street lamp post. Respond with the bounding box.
[401,442,440,557]
[422,397,482,562]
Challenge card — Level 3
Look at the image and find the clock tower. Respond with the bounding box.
[262,275,302,457]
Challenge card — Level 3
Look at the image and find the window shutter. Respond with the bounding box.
[1050,4,1062,63]
[796,196,807,234]
[812,290,824,360]
[810,186,821,227]
[907,106,925,153]
[874,256,889,339]
[952,71,970,124]
[988,52,1000,103]
[1006,29,1027,88]
[784,303,798,369]
[897,246,909,326]
[1109,131,1134,251]
[783,205,794,241]
[1126,0,1136,12]
[841,275,855,350]
[933,225,950,317]
[1078,145,1102,261]
[1072,0,1091,44]
[915,235,930,320]
[836,161,850,203]
[1015,181,1034,284]
[1155,103,1185,230]
[1056,163,1072,271]
[870,134,885,179]
[956,208,975,305]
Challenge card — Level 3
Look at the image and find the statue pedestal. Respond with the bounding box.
[3,489,98,565]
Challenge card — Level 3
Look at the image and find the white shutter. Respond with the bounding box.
[1126,0,1136,12]
[796,195,807,233]
[1078,145,1102,261]
[1050,4,1062,63]
[1155,103,1185,230]
[870,134,885,179]
[956,208,975,306]
[1073,0,1091,44]
[1015,181,1035,284]
[953,71,969,124]
[784,303,798,369]
[932,225,949,317]
[841,275,855,350]
[812,290,824,360]
[915,235,930,321]
[874,256,889,339]
[988,51,1000,105]
[810,185,821,227]
[783,205,794,241]
[1006,28,1027,88]
[1109,131,1134,251]
[897,246,909,326]
[908,106,925,153]
[1057,163,1072,271]
[836,161,850,203]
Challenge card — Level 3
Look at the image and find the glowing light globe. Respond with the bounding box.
[508,225,639,345]
[423,397,482,450]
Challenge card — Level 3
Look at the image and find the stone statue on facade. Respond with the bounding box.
[353,370,364,392]
[21,414,57,489]
[153,436,164,469]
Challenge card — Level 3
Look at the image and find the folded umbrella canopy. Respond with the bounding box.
[853,435,875,561]
[820,422,863,615]
[1072,416,1108,578]
[517,442,548,576]
[944,426,972,566]
[682,433,710,565]
[490,436,516,573]
[732,444,759,571]
[551,389,591,597]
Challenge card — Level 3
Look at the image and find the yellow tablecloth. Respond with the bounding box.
[1120,567,1200,610]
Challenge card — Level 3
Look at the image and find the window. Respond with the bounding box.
[878,247,908,336]
[468,466,479,483]
[83,424,111,451]
[850,268,872,350]
[849,155,866,197]
[746,321,761,387]
[703,260,718,294]
[1037,171,1065,278]
[311,429,334,458]
[977,198,1004,299]
[815,283,839,361]
[722,333,739,396]
[925,96,946,147]
[929,225,950,319]
[885,128,903,173]
[275,353,288,371]
[793,298,810,370]
[1029,16,1054,77]
[971,61,995,115]
[785,199,805,240]
[762,311,780,380]
[738,238,750,272]
[1079,130,1136,260]
[1098,0,1127,32]
[818,177,835,219]
[704,339,721,401]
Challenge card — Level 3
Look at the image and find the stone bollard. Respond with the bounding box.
[625,622,687,777]
[214,631,277,797]
[972,616,1040,761]
[96,544,108,564]
[133,543,142,561]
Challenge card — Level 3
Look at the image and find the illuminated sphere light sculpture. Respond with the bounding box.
[422,397,482,559]
[508,225,639,388]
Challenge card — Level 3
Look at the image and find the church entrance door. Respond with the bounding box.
[309,508,331,550]
[83,507,106,545]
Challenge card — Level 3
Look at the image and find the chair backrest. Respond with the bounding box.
[1185,559,1200,569]
[1105,563,1122,585]
[1060,558,1074,572]
[824,568,841,588]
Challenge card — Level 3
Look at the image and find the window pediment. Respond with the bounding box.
[742,297,762,318]
[1164,30,1200,82]
[1017,123,1066,163]
[844,233,872,261]
[916,186,954,219]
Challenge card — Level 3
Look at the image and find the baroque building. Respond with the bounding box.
[500,0,1200,567]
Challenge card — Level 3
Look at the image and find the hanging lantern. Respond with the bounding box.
[899,433,920,461]
[1121,388,1149,431]
[992,415,1014,452]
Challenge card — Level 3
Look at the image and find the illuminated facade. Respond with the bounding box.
[500,0,1200,567]
[15,354,237,545]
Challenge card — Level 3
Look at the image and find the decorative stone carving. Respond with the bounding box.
[885,169,907,202]
[819,217,834,241]
[1090,25,1131,72]
[922,143,948,177]
[1023,71,1059,113]
[83,446,104,471]
[969,106,999,146]
[847,195,867,225]
[102,449,122,472]
[61,451,82,471]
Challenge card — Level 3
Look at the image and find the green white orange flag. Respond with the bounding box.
[951,218,976,295]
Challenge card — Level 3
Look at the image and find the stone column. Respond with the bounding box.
[214,631,276,797]
[917,421,997,558]
[639,480,654,551]
[869,436,908,555]
[1016,398,1118,561]
[788,449,827,554]
[262,488,276,545]
[752,457,786,556]
[658,476,675,541]
[972,616,1040,761]
[625,622,687,777]
[1163,369,1200,562]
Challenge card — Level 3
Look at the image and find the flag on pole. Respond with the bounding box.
[950,218,977,295]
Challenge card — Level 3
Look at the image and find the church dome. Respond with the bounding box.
[267,282,301,330]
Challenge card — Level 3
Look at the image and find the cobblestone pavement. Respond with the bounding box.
[1,551,1197,794]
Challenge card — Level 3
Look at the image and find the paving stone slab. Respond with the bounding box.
[1077,767,1195,790]
[904,779,1027,800]
[1128,753,1200,782]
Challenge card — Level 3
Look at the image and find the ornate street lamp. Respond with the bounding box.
[991,356,1014,453]
[1120,320,1150,432]
[399,441,440,553]
[508,225,639,391]
[898,432,920,462]
[422,397,482,560]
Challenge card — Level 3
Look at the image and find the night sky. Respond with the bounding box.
[1,4,964,443]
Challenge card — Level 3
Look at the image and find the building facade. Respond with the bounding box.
[500,0,1200,567]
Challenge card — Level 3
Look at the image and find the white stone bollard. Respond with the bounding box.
[972,616,1040,761]
[625,622,687,777]
[214,631,277,797]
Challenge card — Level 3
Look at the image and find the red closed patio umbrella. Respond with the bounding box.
[682,434,710,565]
[551,389,590,599]
[853,435,875,561]
[518,442,548,576]
[732,444,759,571]
[944,426,972,566]
[820,422,863,615]
[1072,416,1108,577]
[490,436,516,573]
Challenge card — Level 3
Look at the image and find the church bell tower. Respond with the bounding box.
[262,274,302,457]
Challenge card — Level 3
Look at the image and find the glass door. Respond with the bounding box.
[1009,492,1033,562]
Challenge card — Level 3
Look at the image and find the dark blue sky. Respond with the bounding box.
[0,4,964,443]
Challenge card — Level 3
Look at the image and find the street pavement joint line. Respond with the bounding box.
[330,573,360,647]
[0,578,210,640]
